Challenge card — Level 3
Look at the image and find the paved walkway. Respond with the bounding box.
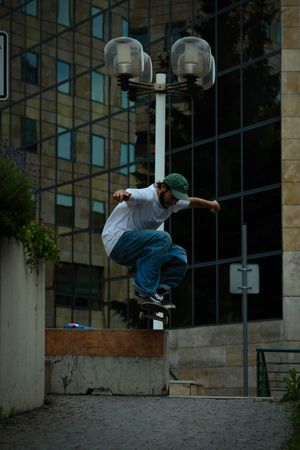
[0,395,292,450]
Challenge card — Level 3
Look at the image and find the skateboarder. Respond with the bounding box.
[102,173,220,308]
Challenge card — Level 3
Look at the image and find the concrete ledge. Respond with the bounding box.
[169,380,203,396]
[45,329,169,396]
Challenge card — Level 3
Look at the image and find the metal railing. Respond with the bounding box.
[257,348,300,397]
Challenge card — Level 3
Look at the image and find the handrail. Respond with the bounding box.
[256,348,300,397]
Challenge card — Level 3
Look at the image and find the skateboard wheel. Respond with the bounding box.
[164,316,169,326]
[139,311,145,320]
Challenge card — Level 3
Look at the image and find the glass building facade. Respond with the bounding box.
[0,0,281,329]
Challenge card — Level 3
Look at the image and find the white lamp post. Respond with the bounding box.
[105,36,215,329]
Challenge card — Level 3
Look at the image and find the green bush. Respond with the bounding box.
[0,152,60,271]
[282,368,300,402]
[0,154,35,237]
[18,220,60,272]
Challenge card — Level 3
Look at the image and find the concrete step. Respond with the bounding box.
[169,380,203,396]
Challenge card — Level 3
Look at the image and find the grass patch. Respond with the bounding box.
[44,395,55,406]
[284,401,300,450]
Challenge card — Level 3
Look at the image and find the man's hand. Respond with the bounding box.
[113,190,131,203]
[209,200,221,214]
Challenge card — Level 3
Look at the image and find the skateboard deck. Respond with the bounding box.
[139,301,170,326]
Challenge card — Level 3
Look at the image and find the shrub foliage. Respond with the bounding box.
[0,151,60,272]
[0,154,35,237]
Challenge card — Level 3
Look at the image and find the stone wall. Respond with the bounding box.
[0,239,45,415]
[169,320,283,397]
[282,0,300,343]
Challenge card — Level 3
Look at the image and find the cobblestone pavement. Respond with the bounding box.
[0,395,292,450]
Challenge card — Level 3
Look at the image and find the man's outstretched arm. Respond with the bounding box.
[189,197,221,214]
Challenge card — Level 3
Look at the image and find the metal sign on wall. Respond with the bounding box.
[229,263,260,294]
[0,31,9,101]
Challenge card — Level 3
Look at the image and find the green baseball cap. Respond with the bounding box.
[163,173,189,201]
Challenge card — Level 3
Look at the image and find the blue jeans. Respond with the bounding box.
[110,230,188,296]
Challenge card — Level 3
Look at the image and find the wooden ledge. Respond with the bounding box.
[45,329,166,357]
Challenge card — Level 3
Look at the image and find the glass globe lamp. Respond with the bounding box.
[104,37,144,78]
[171,36,212,80]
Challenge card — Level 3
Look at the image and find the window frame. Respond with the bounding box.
[57,125,73,160]
[56,193,74,228]
[91,71,104,103]
[21,50,39,85]
[57,59,71,95]
[91,134,105,167]
[91,6,104,40]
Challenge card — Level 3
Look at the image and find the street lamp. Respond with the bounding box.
[104,35,215,328]
[104,35,215,183]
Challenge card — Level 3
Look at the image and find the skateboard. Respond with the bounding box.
[139,302,170,326]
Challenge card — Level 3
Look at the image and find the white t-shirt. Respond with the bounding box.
[102,184,190,256]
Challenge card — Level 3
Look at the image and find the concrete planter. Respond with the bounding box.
[0,238,45,415]
[45,329,169,396]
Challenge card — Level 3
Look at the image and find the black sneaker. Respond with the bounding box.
[148,291,164,304]
[161,298,176,310]
[135,289,163,305]
[157,286,170,297]
[157,285,175,309]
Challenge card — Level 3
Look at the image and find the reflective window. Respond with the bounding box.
[275,17,281,45]
[57,0,71,27]
[218,197,241,259]
[57,126,72,160]
[194,143,215,199]
[55,262,103,310]
[194,208,216,263]
[243,122,281,191]
[170,98,192,148]
[91,200,105,232]
[21,0,37,16]
[243,0,280,61]
[122,18,129,37]
[195,1,215,15]
[55,262,73,306]
[193,89,215,141]
[165,21,186,47]
[244,189,281,255]
[217,0,235,10]
[218,70,240,134]
[217,7,241,71]
[121,91,135,110]
[194,266,216,326]
[21,117,37,152]
[21,51,38,85]
[169,208,192,263]
[172,269,193,327]
[57,60,71,94]
[247,255,282,320]
[56,193,73,227]
[91,134,105,167]
[218,134,240,196]
[219,263,242,324]
[243,55,280,126]
[130,27,148,48]
[91,6,104,40]
[120,143,135,175]
[91,71,104,103]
